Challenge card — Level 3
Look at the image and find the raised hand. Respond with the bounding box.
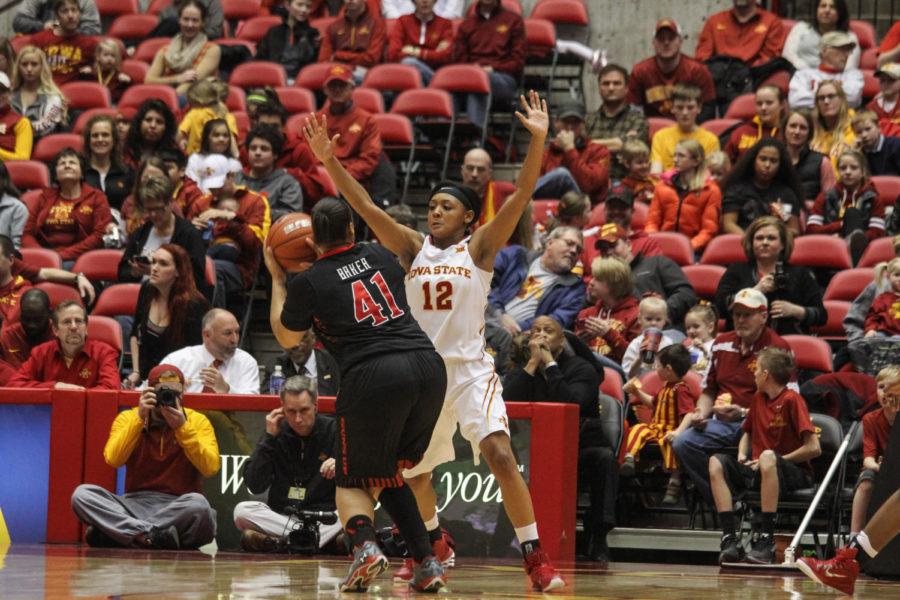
[303,113,340,164]
[514,90,549,139]
[263,244,286,285]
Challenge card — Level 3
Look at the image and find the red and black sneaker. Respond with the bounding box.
[524,548,565,592]
[411,556,446,593]
[797,547,860,596]
[340,541,389,592]
[394,531,456,582]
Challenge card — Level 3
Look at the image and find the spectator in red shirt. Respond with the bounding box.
[868,63,900,137]
[576,256,640,364]
[0,238,33,326]
[724,85,785,162]
[9,300,121,389]
[671,287,792,504]
[29,0,98,85]
[318,0,386,83]
[387,0,454,85]
[628,19,716,123]
[0,287,53,368]
[710,347,820,564]
[877,21,900,68]
[533,100,610,205]
[451,0,524,130]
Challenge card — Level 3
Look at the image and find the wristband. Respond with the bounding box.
[545,361,558,369]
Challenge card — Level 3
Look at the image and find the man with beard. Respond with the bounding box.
[0,288,54,368]
[159,308,260,394]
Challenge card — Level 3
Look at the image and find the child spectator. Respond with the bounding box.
[620,139,657,205]
[645,139,722,252]
[683,303,717,385]
[78,38,130,104]
[706,151,732,184]
[621,344,696,504]
[622,296,675,379]
[204,195,242,262]
[806,149,887,264]
[867,62,899,137]
[852,110,900,176]
[178,79,238,156]
[576,257,640,364]
[850,366,900,536]
[711,347,820,565]
[650,84,719,174]
[29,0,99,85]
[185,118,237,184]
[864,257,900,337]
[11,46,67,140]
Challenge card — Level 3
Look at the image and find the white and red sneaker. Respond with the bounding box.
[797,547,860,596]
[524,548,565,592]
[393,532,456,582]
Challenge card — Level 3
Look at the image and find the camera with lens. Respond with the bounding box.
[155,386,180,409]
[773,261,788,291]
[283,506,338,555]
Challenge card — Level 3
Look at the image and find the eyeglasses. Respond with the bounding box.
[816,93,839,102]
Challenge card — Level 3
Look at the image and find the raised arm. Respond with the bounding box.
[264,245,305,349]
[303,114,422,268]
[469,90,549,271]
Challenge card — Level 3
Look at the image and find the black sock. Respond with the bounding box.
[847,536,870,565]
[428,526,443,545]
[378,485,431,562]
[719,511,737,536]
[521,539,541,556]
[344,514,377,549]
[760,512,776,537]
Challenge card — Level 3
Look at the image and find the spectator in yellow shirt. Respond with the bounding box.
[650,84,720,173]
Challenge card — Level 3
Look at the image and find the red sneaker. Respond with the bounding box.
[797,547,860,596]
[524,548,565,592]
[393,558,414,583]
[433,533,456,567]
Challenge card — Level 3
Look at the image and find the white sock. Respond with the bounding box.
[424,515,440,532]
[856,531,878,558]
[515,523,540,545]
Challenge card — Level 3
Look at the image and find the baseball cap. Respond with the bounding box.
[820,31,856,49]
[729,288,768,312]
[148,364,185,387]
[197,154,242,193]
[557,99,586,121]
[324,64,353,87]
[594,223,627,247]
[655,18,682,37]
[0,72,10,90]
[875,63,900,79]
[605,182,635,208]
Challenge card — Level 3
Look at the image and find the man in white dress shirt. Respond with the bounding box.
[160,309,260,394]
[789,31,865,108]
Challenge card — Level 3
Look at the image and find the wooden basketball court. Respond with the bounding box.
[2,543,898,598]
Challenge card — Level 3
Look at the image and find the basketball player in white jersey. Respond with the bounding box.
[303,91,565,592]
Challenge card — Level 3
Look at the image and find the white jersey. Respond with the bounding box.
[406,236,494,362]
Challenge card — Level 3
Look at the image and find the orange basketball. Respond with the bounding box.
[266,212,316,272]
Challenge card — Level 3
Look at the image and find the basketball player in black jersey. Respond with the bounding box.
[266,198,448,593]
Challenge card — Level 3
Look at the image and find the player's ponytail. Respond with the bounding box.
[311,196,353,247]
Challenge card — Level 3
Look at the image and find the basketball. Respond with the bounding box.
[266,212,315,272]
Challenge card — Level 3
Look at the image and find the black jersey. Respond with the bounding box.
[281,242,436,373]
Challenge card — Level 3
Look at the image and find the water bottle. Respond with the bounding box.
[269,365,285,395]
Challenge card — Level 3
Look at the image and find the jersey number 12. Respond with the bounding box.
[421,281,453,310]
[351,271,404,326]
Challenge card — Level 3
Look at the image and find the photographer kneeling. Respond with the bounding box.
[233,375,342,554]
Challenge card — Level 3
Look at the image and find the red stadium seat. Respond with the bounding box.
[295,62,343,91]
[812,300,851,340]
[32,134,83,162]
[284,112,313,138]
[532,200,559,226]
[648,232,693,266]
[391,88,456,179]
[35,282,82,308]
[784,334,833,373]
[702,118,741,137]
[230,61,287,87]
[21,189,42,214]
[524,17,556,58]
[276,87,316,113]
[530,0,588,26]
[862,70,879,101]
[217,39,257,55]
[849,20,876,50]
[72,249,125,284]
[600,367,624,402]
[87,315,124,368]
[235,16,282,42]
[791,235,852,270]
[21,247,61,270]
[351,88,383,113]
[683,264,726,302]
[120,59,149,84]
[823,268,875,301]
[147,0,172,14]
[118,85,179,113]
[223,0,262,20]
[781,18,797,31]
[107,14,158,42]
[760,70,791,94]
[373,113,415,196]
[205,256,216,290]
[92,283,141,317]
[6,161,50,189]
[10,35,32,54]
[860,47,878,70]
[363,64,422,92]
[226,85,247,112]
[700,233,746,265]
[587,201,648,231]
[60,81,111,110]
[858,237,896,268]
[429,65,491,140]
[233,111,250,138]
[871,175,900,201]
[647,117,675,140]
[95,0,138,17]
[133,38,171,63]
[310,16,338,37]
[73,108,118,134]
[724,93,757,120]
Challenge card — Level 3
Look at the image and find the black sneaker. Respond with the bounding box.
[745,532,775,564]
[718,533,745,564]
[588,532,610,567]
[85,526,119,548]
[148,525,180,550]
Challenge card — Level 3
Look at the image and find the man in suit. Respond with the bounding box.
[274,330,340,397]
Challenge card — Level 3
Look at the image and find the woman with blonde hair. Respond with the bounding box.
[576,257,640,365]
[79,38,131,104]
[11,45,66,139]
[811,79,856,161]
[646,139,721,253]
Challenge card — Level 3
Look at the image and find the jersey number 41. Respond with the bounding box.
[352,272,405,326]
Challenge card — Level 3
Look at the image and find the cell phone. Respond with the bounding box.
[133,255,150,265]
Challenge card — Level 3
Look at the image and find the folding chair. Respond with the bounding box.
[648,232,694,266]
[133,38,171,63]
[32,134,83,163]
[87,315,125,371]
[107,14,158,45]
[390,89,456,180]
[529,0,589,98]
[73,108,119,135]
[276,87,316,113]
[791,235,852,271]
[119,85,179,113]
[703,118,741,138]
[429,65,491,147]
[351,88,384,114]
[724,94,757,120]
[6,161,50,189]
[235,15,282,43]
[647,117,675,140]
[857,237,895,268]
[700,234,746,265]
[229,61,287,88]
[20,247,62,270]
[683,264,726,303]
[120,59,149,84]
[522,18,557,99]
[373,113,415,198]
[35,282,82,308]
[812,300,850,341]
[823,268,875,302]
[294,62,343,91]
[784,334,833,380]
[60,82,112,110]
[92,283,141,317]
[72,249,125,284]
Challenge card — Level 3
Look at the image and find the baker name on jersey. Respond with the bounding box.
[336,257,373,281]
[407,265,472,279]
